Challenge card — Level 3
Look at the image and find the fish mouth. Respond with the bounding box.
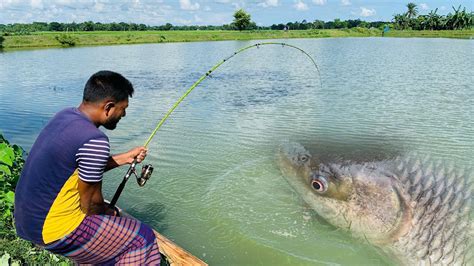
[278,142,312,171]
[278,141,309,187]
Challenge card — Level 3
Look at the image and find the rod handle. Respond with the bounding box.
[108,159,137,209]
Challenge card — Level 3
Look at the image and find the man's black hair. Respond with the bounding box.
[83,70,134,103]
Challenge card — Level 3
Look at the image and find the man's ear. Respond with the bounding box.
[104,101,115,116]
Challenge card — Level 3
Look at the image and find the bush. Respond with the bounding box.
[55,33,77,46]
[353,27,369,34]
[0,134,23,239]
[0,134,71,265]
[0,238,69,265]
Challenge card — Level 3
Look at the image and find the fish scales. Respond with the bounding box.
[391,155,471,265]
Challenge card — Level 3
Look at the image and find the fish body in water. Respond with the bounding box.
[278,142,472,265]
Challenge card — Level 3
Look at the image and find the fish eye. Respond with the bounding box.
[311,175,328,193]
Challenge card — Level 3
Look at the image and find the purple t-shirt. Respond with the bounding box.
[14,108,110,245]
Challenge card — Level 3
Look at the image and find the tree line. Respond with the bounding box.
[0,19,391,35]
[393,3,472,30]
[0,18,393,34]
[0,3,471,35]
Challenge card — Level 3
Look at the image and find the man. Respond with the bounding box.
[14,71,161,264]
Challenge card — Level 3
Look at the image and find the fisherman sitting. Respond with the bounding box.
[14,71,161,264]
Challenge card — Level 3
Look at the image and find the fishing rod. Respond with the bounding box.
[109,42,322,210]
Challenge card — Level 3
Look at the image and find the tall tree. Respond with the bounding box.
[405,3,418,29]
[312,20,325,29]
[80,21,94,31]
[48,22,63,31]
[232,9,251,31]
[405,3,418,20]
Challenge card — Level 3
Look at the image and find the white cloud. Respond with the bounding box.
[293,0,308,11]
[258,0,279,8]
[179,0,199,11]
[0,0,22,10]
[54,0,74,5]
[341,0,351,6]
[359,7,376,17]
[420,3,429,10]
[232,2,244,9]
[312,0,326,6]
[132,0,140,8]
[31,0,43,9]
[93,2,105,12]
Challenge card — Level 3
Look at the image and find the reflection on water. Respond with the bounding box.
[0,38,472,265]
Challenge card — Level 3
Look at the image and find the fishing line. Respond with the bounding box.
[143,42,321,148]
[109,42,322,209]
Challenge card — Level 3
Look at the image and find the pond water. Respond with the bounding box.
[1,38,472,265]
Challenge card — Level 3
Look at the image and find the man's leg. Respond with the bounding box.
[45,215,160,265]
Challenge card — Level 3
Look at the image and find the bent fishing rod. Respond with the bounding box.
[109,42,322,209]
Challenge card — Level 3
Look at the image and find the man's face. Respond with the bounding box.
[103,99,128,130]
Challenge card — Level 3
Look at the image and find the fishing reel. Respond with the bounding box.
[137,164,154,187]
[109,161,154,209]
[123,161,154,187]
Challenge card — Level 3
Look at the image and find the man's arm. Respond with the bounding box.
[76,143,147,215]
[105,146,148,171]
[77,179,115,215]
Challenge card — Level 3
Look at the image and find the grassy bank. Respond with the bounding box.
[383,29,474,39]
[1,28,472,50]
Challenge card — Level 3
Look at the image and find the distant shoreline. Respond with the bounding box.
[1,29,472,50]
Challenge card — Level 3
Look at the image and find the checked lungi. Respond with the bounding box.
[45,214,161,265]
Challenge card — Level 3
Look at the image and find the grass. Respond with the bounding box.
[383,29,474,39]
[1,29,472,50]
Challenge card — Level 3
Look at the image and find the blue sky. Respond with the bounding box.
[0,0,472,26]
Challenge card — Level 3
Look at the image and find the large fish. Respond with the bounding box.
[278,142,472,265]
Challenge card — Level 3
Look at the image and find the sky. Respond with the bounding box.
[0,0,472,26]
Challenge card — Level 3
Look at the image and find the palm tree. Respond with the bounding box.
[404,3,418,29]
[405,3,418,20]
